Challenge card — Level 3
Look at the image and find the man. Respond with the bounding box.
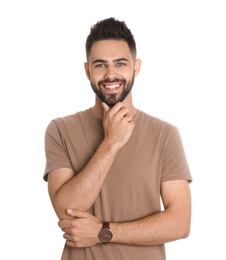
[43,17,192,260]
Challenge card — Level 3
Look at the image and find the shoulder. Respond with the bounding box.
[48,109,90,128]
[137,110,178,133]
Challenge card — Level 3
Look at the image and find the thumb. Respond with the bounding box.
[66,208,87,218]
[102,102,109,117]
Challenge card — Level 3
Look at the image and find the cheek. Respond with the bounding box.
[89,70,103,83]
[89,74,99,84]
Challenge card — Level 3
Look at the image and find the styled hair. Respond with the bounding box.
[85,17,137,60]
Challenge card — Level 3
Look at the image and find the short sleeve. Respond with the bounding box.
[43,120,72,181]
[161,126,192,183]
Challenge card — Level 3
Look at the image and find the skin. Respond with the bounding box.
[47,39,192,248]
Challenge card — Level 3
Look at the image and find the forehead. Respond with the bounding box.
[89,40,132,62]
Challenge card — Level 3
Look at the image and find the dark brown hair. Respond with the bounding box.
[85,17,137,60]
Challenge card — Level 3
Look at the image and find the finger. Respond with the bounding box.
[105,102,128,118]
[123,112,134,122]
[58,219,72,229]
[66,208,88,218]
[61,227,71,233]
[115,106,130,120]
[63,233,72,241]
[66,239,78,248]
[102,102,109,118]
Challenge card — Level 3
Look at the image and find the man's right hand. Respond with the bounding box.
[102,102,135,151]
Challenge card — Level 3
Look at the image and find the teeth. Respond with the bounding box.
[105,84,119,89]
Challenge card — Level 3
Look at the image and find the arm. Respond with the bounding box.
[59,179,192,247]
[47,102,135,220]
[111,179,192,245]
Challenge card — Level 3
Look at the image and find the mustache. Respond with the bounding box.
[98,78,126,85]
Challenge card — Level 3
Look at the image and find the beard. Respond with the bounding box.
[90,74,135,107]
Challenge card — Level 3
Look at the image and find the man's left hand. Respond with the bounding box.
[58,209,102,248]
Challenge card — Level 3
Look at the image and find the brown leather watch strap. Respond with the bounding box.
[103,222,110,229]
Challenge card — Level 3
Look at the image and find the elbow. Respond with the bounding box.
[52,195,90,220]
[181,228,190,239]
[51,195,75,220]
[179,221,191,239]
[177,208,192,240]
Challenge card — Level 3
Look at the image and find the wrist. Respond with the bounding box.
[98,222,113,243]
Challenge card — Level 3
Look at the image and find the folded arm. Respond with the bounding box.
[111,179,192,245]
[47,139,119,220]
[47,103,135,220]
[59,179,192,247]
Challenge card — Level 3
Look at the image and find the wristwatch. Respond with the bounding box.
[98,222,113,243]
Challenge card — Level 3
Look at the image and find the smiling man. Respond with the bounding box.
[43,17,192,260]
[87,40,138,107]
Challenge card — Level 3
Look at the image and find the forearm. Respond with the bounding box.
[110,208,191,246]
[52,139,119,219]
[60,206,191,248]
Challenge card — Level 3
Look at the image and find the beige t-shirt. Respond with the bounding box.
[44,108,192,260]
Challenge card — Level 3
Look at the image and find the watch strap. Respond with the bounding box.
[103,222,110,229]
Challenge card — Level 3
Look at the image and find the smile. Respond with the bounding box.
[104,84,120,89]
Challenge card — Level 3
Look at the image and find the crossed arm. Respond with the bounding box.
[48,103,135,219]
[47,103,192,248]
[49,169,191,248]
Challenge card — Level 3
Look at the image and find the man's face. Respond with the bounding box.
[85,40,136,106]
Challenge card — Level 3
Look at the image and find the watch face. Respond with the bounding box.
[99,229,113,243]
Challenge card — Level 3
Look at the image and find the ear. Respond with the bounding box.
[84,62,90,80]
[134,59,141,76]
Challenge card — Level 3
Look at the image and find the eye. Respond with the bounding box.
[116,62,126,67]
[95,63,106,68]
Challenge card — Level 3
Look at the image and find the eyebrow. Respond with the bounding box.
[92,58,129,65]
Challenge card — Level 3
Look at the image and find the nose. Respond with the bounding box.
[104,66,116,80]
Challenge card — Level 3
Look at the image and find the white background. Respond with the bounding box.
[1,0,225,259]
